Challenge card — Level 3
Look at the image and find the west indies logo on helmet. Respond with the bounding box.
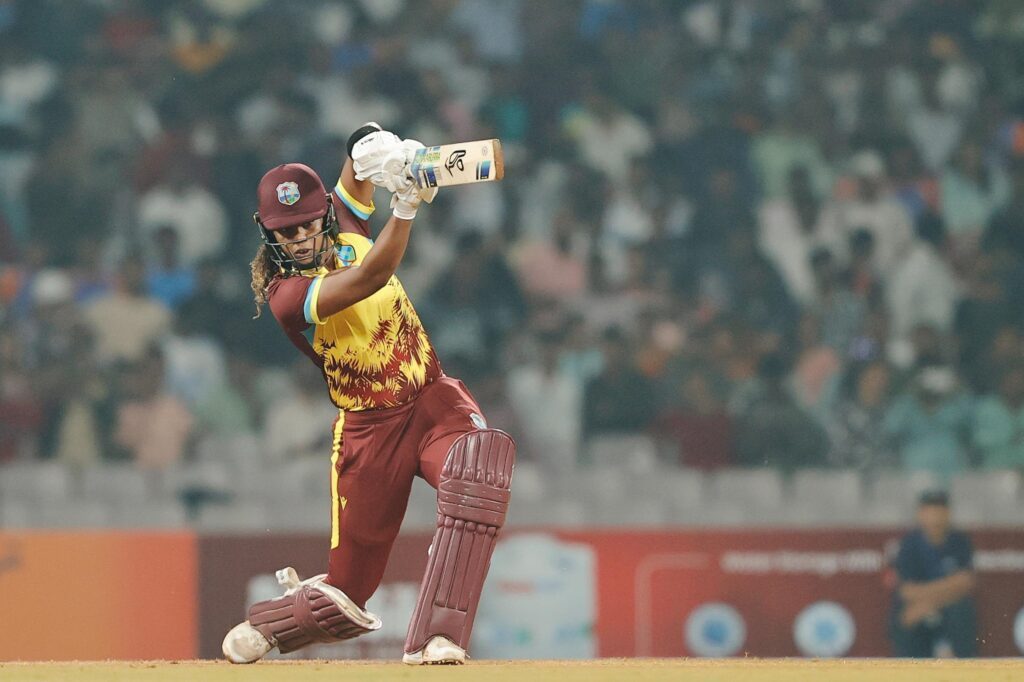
[254,163,339,274]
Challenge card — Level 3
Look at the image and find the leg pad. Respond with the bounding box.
[249,580,381,654]
[405,429,516,655]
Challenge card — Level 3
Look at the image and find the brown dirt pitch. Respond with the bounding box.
[1,658,1023,682]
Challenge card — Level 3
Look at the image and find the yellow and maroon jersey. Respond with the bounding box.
[267,181,441,412]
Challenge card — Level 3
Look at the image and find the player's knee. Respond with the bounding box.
[438,429,515,527]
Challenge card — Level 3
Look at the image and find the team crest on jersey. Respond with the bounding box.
[336,244,356,267]
[277,181,300,206]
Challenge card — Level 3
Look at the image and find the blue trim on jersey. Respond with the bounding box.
[335,186,372,220]
[303,277,320,325]
[301,324,316,347]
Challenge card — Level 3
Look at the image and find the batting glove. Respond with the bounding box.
[351,125,404,186]
[390,178,427,220]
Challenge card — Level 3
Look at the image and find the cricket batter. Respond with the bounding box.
[221,124,516,665]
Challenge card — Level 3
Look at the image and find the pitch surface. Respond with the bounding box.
[2,659,1023,681]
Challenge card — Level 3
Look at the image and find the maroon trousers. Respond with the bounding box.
[325,376,485,608]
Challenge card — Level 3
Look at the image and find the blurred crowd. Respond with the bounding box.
[3,0,1024,481]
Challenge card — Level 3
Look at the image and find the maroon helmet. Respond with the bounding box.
[254,163,338,273]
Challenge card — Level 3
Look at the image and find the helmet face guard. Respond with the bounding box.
[254,194,339,275]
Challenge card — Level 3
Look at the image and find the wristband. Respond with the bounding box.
[346,122,383,158]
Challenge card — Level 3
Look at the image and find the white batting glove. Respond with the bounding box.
[351,128,404,184]
[396,139,438,203]
[390,178,425,220]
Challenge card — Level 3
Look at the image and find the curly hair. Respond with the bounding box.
[249,244,279,318]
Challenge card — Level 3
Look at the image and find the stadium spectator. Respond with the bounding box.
[983,156,1024,261]
[817,150,916,276]
[112,346,194,468]
[564,86,652,181]
[263,359,338,461]
[791,313,842,414]
[69,239,112,305]
[137,156,228,267]
[653,368,733,470]
[824,361,895,470]
[583,327,656,441]
[940,139,1010,256]
[751,110,832,200]
[507,331,582,470]
[954,251,1017,379]
[162,309,226,408]
[512,205,589,303]
[195,354,260,439]
[757,165,829,306]
[425,231,525,370]
[558,314,604,385]
[972,363,1024,469]
[83,260,171,365]
[732,353,829,470]
[887,138,939,222]
[884,365,974,478]
[906,71,964,172]
[145,226,197,310]
[842,229,884,310]
[889,490,977,658]
[0,324,42,461]
[19,270,102,461]
[808,248,866,354]
[886,213,960,347]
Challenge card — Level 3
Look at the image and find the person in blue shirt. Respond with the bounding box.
[889,490,977,657]
[884,365,974,479]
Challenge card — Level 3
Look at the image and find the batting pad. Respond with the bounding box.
[405,429,516,654]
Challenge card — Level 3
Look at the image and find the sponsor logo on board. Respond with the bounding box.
[685,603,746,657]
[793,601,856,657]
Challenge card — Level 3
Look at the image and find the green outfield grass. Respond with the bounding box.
[1,659,1023,682]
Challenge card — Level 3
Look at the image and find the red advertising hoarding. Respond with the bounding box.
[198,528,1024,659]
[0,531,198,661]
[2,528,1020,661]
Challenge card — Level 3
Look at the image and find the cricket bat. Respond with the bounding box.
[410,139,505,191]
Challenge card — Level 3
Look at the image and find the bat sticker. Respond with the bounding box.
[445,149,467,175]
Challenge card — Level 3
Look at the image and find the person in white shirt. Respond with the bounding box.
[507,331,582,470]
[887,213,960,347]
[758,165,830,305]
[817,150,917,277]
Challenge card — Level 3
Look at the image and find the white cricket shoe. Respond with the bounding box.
[402,635,467,665]
[222,621,273,664]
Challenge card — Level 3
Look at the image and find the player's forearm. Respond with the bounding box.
[932,571,975,604]
[360,214,413,286]
[314,215,413,317]
[901,571,975,605]
[341,158,375,208]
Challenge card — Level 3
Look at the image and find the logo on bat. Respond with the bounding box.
[445,149,467,175]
